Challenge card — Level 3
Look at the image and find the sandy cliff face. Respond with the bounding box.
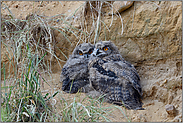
[1,1,182,122]
[101,1,182,62]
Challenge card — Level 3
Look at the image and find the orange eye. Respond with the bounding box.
[103,47,108,51]
[88,50,93,54]
[78,51,83,55]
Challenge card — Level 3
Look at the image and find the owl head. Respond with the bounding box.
[91,41,119,58]
[71,43,94,59]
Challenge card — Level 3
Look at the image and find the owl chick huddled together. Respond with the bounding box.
[60,41,144,110]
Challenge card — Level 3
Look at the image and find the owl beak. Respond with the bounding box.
[84,54,88,58]
[91,48,99,57]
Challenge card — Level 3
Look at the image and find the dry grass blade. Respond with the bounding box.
[93,1,103,44]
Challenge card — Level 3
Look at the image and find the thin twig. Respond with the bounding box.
[94,1,103,44]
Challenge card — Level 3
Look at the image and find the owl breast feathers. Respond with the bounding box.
[88,41,144,110]
[60,43,94,93]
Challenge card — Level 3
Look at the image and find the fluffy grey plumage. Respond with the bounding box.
[61,43,94,93]
[88,41,144,110]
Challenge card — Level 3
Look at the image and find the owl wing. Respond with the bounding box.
[61,57,90,93]
[104,60,143,109]
[102,59,142,95]
[89,55,143,110]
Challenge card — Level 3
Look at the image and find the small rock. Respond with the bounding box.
[165,104,176,117]
[15,4,19,8]
[160,79,167,87]
[108,1,134,16]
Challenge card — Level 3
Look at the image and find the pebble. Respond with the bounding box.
[108,1,134,16]
[160,79,167,87]
[15,4,19,8]
[165,104,176,117]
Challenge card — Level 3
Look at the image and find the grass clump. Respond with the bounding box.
[58,93,112,122]
[1,3,61,121]
[1,53,55,122]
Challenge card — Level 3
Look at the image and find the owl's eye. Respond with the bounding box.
[88,49,93,54]
[103,47,108,51]
[78,51,83,55]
